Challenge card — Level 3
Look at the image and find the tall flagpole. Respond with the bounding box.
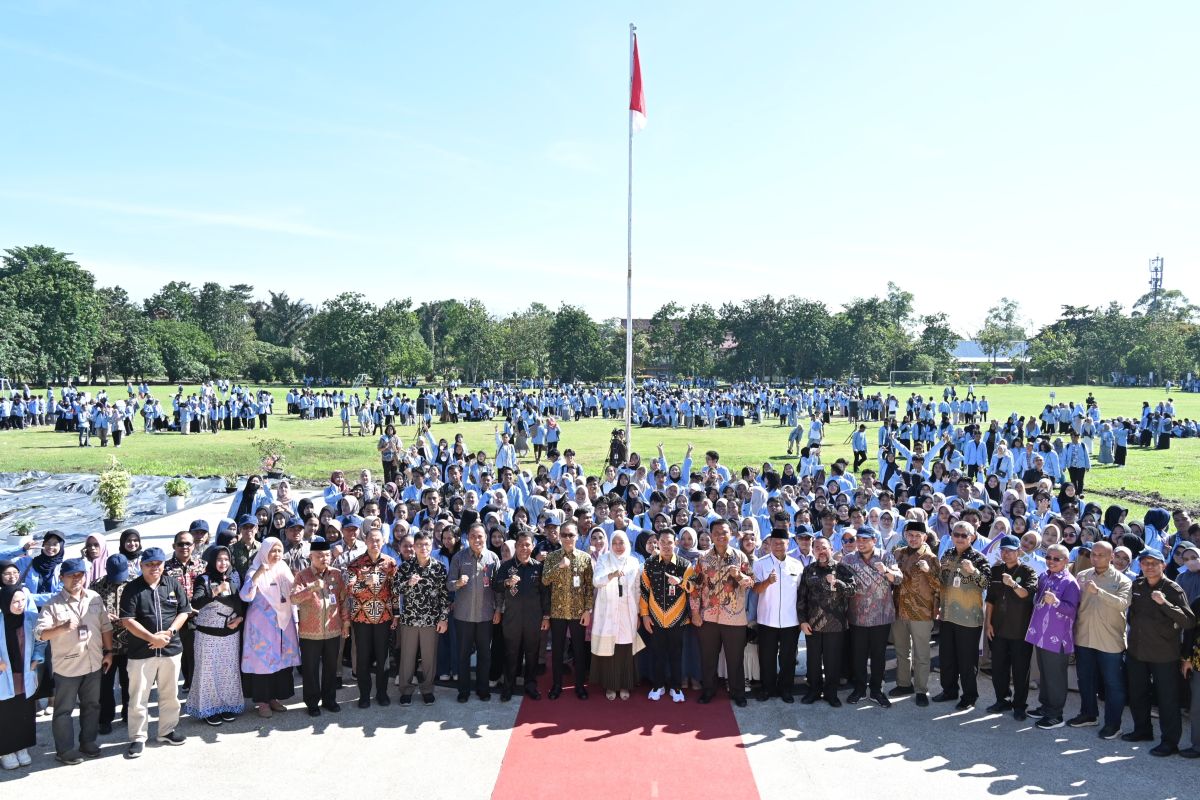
[624,22,636,449]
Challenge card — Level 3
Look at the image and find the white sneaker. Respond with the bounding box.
[15,749,30,766]
[1,754,18,770]
[648,687,665,701]
[670,690,686,703]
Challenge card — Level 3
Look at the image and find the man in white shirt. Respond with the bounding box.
[752,530,804,703]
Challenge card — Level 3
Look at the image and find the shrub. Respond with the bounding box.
[97,457,132,520]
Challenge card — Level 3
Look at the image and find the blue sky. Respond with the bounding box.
[2,1,1197,337]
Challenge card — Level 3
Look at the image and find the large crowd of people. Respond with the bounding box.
[2,380,273,446]
[0,385,1198,772]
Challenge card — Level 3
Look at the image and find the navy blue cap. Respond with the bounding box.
[189,519,210,533]
[237,514,257,527]
[105,553,130,582]
[60,558,87,575]
[141,547,168,563]
[998,535,1021,551]
[286,515,304,528]
[795,525,815,538]
[1137,548,1166,563]
[341,514,364,528]
[854,525,878,538]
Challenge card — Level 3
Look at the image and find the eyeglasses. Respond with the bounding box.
[175,542,194,548]
[1045,555,1066,562]
[951,533,970,539]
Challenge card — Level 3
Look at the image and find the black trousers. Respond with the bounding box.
[456,619,492,695]
[300,636,341,710]
[938,621,981,701]
[649,626,685,691]
[698,622,747,700]
[806,631,844,695]
[1128,657,1182,746]
[99,655,129,725]
[757,624,800,697]
[989,635,1032,709]
[502,615,541,691]
[180,625,195,687]
[353,621,392,700]
[850,623,890,694]
[550,618,587,691]
[852,450,867,472]
[1114,445,1127,466]
[1068,466,1086,494]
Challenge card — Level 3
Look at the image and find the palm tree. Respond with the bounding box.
[252,291,313,346]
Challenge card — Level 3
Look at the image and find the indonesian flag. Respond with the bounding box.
[630,35,646,131]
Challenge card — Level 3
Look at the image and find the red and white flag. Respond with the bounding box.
[629,34,646,131]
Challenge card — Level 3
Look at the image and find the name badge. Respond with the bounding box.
[668,585,676,597]
[78,625,90,641]
[952,576,962,588]
[482,575,490,588]
[572,575,580,589]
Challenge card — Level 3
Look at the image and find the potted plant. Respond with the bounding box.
[223,474,239,494]
[164,477,191,514]
[97,457,132,531]
[9,519,35,547]
[251,436,291,479]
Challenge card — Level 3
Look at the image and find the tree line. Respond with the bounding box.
[1,245,1196,385]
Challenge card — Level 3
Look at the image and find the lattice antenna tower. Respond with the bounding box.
[1148,255,1164,313]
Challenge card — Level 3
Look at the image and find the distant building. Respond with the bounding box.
[952,339,1029,375]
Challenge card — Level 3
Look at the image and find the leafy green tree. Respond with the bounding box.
[831,297,902,381]
[0,294,39,380]
[549,304,610,381]
[1027,328,1079,383]
[143,281,198,321]
[374,299,432,381]
[152,319,214,382]
[196,282,254,374]
[0,245,102,382]
[914,312,959,381]
[305,293,377,380]
[1126,316,1195,380]
[975,297,1025,367]
[778,298,832,379]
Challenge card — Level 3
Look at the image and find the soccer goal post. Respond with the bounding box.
[889,370,933,386]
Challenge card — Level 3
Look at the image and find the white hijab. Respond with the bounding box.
[246,537,294,630]
[594,529,635,579]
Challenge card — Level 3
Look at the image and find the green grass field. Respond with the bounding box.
[1,383,1197,517]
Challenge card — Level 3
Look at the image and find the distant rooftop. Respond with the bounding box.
[953,339,1029,363]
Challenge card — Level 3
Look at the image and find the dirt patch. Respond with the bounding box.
[1087,486,1200,515]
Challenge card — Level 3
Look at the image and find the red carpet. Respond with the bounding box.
[492,678,759,800]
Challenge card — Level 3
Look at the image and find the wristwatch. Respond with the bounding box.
[103,649,113,655]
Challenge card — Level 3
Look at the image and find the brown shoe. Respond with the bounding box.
[256,703,273,718]
[269,700,287,712]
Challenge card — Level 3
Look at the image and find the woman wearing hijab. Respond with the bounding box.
[13,530,65,605]
[185,546,246,726]
[81,534,110,587]
[590,530,644,700]
[228,475,273,520]
[0,575,46,769]
[239,538,300,717]
[119,529,143,572]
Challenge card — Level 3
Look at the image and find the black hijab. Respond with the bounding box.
[1,581,26,667]
[1103,505,1127,531]
[235,477,263,520]
[204,546,234,583]
[30,532,65,594]
[119,529,143,561]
